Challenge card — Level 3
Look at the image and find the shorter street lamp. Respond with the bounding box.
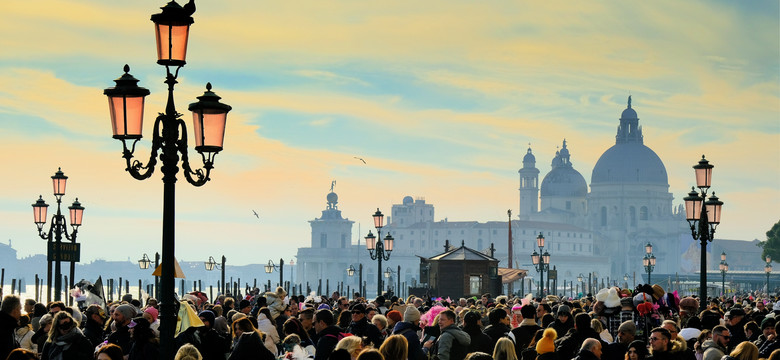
[383,267,395,293]
[577,273,584,295]
[530,232,550,297]
[719,252,728,296]
[138,254,152,269]
[643,242,656,284]
[623,273,629,288]
[766,255,773,293]
[205,256,226,295]
[347,264,363,298]
[265,259,284,288]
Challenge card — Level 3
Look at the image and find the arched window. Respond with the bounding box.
[640,206,649,220]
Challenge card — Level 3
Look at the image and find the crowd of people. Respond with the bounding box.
[0,283,778,360]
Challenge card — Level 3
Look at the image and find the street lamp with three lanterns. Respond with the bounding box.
[366,209,394,297]
[530,232,550,297]
[643,242,656,284]
[103,1,233,358]
[32,168,85,302]
[683,155,724,312]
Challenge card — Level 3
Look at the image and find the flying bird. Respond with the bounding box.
[252,210,259,219]
[354,157,366,164]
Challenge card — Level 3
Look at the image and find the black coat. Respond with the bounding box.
[198,327,232,360]
[229,331,276,360]
[129,339,160,360]
[393,322,426,360]
[483,323,511,350]
[554,328,604,360]
[347,317,383,348]
[40,329,94,360]
[510,323,542,360]
[107,324,132,354]
[462,325,492,355]
[82,318,105,348]
[0,312,19,360]
[314,325,342,360]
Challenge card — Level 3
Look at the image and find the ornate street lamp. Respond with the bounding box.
[366,208,393,297]
[104,2,232,358]
[530,232,550,297]
[719,252,728,297]
[139,254,152,269]
[205,255,226,295]
[577,273,584,295]
[683,155,724,312]
[643,242,655,284]
[265,259,284,289]
[347,264,364,298]
[32,168,85,302]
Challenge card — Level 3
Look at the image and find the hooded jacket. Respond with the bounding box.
[434,324,471,360]
[701,339,726,360]
[257,313,280,354]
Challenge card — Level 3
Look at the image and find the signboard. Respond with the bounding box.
[47,242,81,262]
[547,269,557,280]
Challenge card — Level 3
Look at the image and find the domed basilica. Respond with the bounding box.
[296,97,709,298]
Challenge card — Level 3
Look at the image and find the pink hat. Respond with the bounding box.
[144,307,159,322]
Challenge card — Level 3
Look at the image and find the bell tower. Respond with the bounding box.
[518,146,539,219]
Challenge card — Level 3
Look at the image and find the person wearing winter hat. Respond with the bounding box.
[626,340,648,360]
[198,310,231,360]
[392,306,425,360]
[651,285,665,302]
[756,317,779,358]
[142,306,160,337]
[108,304,135,355]
[385,310,402,331]
[265,286,288,320]
[550,305,573,338]
[535,328,557,360]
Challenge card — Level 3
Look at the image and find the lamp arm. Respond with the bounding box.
[382,251,392,261]
[177,118,212,187]
[122,115,163,181]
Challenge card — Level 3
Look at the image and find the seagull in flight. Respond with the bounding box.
[354,157,366,164]
[252,210,259,219]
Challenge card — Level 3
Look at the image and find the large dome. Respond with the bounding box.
[541,166,588,197]
[591,143,668,185]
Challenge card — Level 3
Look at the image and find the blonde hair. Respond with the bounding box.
[372,314,388,330]
[492,338,518,360]
[728,341,758,360]
[591,318,604,333]
[379,334,408,360]
[335,336,364,358]
[174,343,203,360]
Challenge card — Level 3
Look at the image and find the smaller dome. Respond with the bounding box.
[540,167,588,197]
[621,107,638,119]
[402,196,414,205]
[523,147,536,164]
[327,192,338,204]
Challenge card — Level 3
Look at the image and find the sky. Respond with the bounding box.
[1,0,778,267]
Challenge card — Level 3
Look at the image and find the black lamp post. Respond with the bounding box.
[766,255,773,293]
[366,209,394,297]
[719,252,728,297]
[683,155,724,312]
[265,259,284,288]
[643,242,656,284]
[577,273,584,296]
[347,264,363,298]
[530,232,549,297]
[104,3,232,358]
[205,256,226,295]
[32,168,85,302]
[383,267,394,293]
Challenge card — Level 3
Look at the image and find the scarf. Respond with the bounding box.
[48,327,82,360]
